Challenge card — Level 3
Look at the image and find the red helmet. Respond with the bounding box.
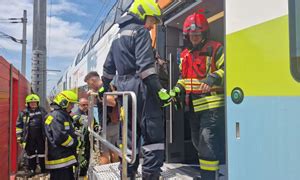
[183,13,209,35]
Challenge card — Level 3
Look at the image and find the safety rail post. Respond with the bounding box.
[87,91,137,179]
[87,94,95,168]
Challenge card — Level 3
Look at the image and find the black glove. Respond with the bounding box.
[170,87,183,110]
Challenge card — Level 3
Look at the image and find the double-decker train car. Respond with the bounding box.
[50,0,300,179]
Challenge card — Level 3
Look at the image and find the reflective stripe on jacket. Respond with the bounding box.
[178,41,225,112]
[44,104,78,169]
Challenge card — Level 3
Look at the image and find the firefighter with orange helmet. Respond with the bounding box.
[171,13,225,180]
[16,94,47,177]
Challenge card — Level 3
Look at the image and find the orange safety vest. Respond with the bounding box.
[180,40,223,94]
[179,40,225,112]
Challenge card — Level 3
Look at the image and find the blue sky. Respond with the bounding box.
[0,0,117,93]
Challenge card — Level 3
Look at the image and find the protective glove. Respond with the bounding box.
[158,88,172,107]
[169,87,181,97]
[99,76,112,98]
[170,86,183,110]
[98,86,106,98]
[80,159,88,168]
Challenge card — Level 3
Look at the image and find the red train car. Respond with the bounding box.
[0,56,30,179]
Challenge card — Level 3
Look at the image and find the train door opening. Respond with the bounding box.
[159,0,225,168]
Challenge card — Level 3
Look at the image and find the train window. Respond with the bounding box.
[81,44,87,58]
[83,38,92,55]
[75,49,84,65]
[102,5,117,34]
[289,0,300,81]
[75,54,80,66]
[92,25,102,47]
[122,0,133,11]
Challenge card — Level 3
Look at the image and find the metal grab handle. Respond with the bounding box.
[169,53,173,144]
[87,91,137,164]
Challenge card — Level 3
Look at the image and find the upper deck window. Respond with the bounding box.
[289,0,300,81]
[92,25,103,47]
[83,38,92,55]
[102,5,117,34]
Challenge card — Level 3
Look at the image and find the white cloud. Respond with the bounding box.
[0,0,87,71]
[47,16,86,59]
[50,0,88,16]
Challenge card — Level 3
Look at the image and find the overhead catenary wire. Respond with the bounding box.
[0,31,22,43]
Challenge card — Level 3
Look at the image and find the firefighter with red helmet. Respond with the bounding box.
[171,13,225,180]
[16,94,47,177]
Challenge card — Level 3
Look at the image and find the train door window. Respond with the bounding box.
[289,0,300,81]
[102,5,117,35]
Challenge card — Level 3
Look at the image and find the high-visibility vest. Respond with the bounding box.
[179,40,225,112]
[180,40,223,94]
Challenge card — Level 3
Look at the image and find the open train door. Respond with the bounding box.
[225,0,300,179]
[160,0,225,171]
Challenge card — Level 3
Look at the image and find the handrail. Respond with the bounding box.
[87,91,137,179]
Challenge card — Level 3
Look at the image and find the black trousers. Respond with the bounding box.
[117,75,165,178]
[50,166,74,180]
[25,127,45,172]
[188,107,225,180]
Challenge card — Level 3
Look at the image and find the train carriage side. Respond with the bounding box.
[158,0,300,179]
[225,0,300,179]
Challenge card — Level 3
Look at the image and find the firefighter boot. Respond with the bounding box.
[142,171,160,180]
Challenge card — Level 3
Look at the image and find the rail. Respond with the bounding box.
[87,91,137,179]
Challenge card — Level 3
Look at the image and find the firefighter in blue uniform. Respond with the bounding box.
[16,94,47,177]
[44,90,79,180]
[100,0,172,179]
[71,97,99,177]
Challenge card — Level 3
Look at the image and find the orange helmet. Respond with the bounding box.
[183,13,209,35]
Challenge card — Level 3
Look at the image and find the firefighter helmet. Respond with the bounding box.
[26,94,40,103]
[183,13,209,35]
[53,90,78,109]
[129,0,162,23]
